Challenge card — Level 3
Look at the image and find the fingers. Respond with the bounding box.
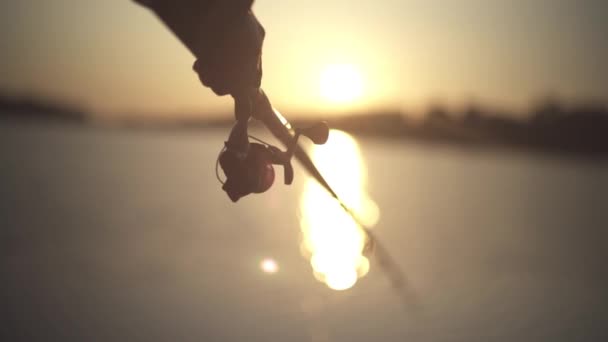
[233,91,252,121]
[194,54,262,96]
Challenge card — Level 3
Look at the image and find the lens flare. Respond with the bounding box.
[299,130,379,291]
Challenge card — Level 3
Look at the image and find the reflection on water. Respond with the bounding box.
[299,130,379,291]
[3,122,606,340]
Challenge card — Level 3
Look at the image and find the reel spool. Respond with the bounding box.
[218,121,329,202]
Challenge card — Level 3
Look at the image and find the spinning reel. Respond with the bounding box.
[217,112,329,202]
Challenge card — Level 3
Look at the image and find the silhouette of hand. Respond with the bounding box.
[193,11,265,96]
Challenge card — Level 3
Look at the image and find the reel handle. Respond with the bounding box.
[232,90,330,187]
[279,121,330,185]
[267,145,294,185]
[298,121,330,145]
[283,160,294,185]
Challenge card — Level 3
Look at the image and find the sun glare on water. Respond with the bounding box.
[299,130,379,291]
[319,64,364,104]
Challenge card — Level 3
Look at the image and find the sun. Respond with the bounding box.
[319,64,364,104]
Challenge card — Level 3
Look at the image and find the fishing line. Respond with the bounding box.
[215,145,227,185]
[215,134,272,185]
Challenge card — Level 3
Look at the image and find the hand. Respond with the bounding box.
[193,10,265,97]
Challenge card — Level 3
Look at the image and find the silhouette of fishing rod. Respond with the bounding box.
[251,90,421,310]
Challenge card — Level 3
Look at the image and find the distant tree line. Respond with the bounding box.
[1,92,606,157]
[324,98,608,158]
[0,94,86,122]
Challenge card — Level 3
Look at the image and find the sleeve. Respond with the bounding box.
[133,0,256,58]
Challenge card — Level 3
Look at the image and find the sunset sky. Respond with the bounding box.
[1,0,606,118]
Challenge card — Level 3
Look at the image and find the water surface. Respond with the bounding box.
[1,120,606,341]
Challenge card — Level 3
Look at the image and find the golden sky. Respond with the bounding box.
[1,0,606,118]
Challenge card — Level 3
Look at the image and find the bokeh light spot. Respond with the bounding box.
[260,258,279,274]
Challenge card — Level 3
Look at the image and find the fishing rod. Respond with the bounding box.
[133,0,419,310]
[217,89,421,309]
